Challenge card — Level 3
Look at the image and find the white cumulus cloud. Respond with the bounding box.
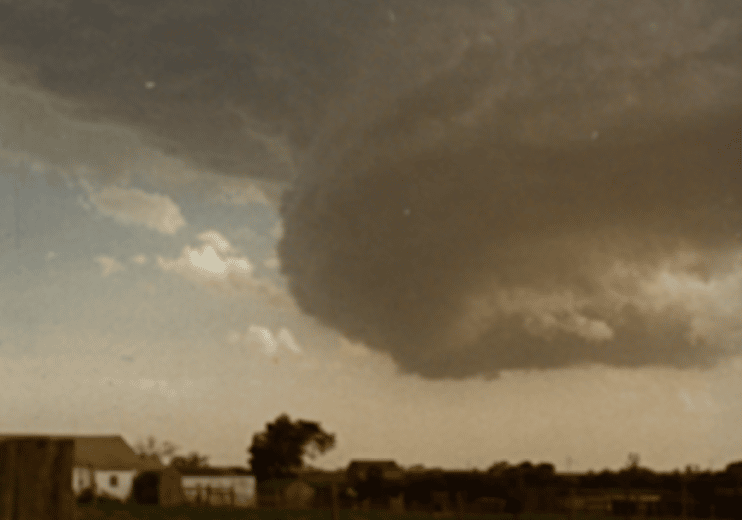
[158,231,295,307]
[158,237,253,287]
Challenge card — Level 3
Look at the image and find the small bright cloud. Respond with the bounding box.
[158,232,295,307]
[247,325,303,356]
[84,184,186,235]
[278,328,302,354]
[94,256,125,277]
[158,244,253,283]
[197,230,233,254]
[46,251,56,261]
[130,254,148,265]
[249,325,279,355]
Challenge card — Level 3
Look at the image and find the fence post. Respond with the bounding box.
[681,473,687,520]
[456,491,465,520]
[568,483,575,520]
[0,441,18,520]
[331,483,340,520]
[0,438,74,520]
[89,464,97,507]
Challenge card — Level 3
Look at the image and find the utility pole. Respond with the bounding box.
[680,468,688,520]
[331,483,340,520]
[456,490,466,520]
[13,180,21,250]
[566,457,575,520]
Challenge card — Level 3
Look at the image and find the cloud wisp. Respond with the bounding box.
[82,183,186,235]
[247,325,303,356]
[227,326,304,356]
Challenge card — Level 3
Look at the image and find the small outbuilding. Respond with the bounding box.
[179,467,256,507]
[347,460,405,483]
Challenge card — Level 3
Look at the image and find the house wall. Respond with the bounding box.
[72,467,92,494]
[181,476,256,507]
[72,467,137,501]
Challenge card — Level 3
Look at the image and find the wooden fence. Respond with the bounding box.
[183,486,237,506]
[0,437,75,520]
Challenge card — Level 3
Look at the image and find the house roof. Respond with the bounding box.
[0,434,162,471]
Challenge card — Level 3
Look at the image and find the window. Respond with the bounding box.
[110,475,118,487]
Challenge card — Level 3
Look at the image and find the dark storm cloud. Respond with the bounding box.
[278,0,742,378]
[2,0,742,377]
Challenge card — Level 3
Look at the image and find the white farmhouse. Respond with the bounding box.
[69,435,164,501]
[0,434,168,503]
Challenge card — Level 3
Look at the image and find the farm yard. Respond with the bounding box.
[4,434,742,520]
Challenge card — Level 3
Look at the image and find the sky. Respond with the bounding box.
[1,0,742,473]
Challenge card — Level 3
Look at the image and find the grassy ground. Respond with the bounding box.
[75,505,694,520]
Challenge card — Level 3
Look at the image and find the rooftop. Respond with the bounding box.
[0,434,163,471]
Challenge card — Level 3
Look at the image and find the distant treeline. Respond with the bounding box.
[319,460,742,518]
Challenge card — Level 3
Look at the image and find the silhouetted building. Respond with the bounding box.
[346,460,405,510]
[257,477,316,508]
[561,489,662,515]
[347,460,405,483]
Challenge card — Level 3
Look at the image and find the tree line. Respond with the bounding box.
[136,415,742,490]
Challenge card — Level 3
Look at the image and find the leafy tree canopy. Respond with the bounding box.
[134,436,177,464]
[248,414,336,481]
[170,452,210,471]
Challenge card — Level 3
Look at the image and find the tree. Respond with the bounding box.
[487,461,510,476]
[248,414,336,481]
[134,436,178,465]
[627,453,641,471]
[170,452,210,471]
